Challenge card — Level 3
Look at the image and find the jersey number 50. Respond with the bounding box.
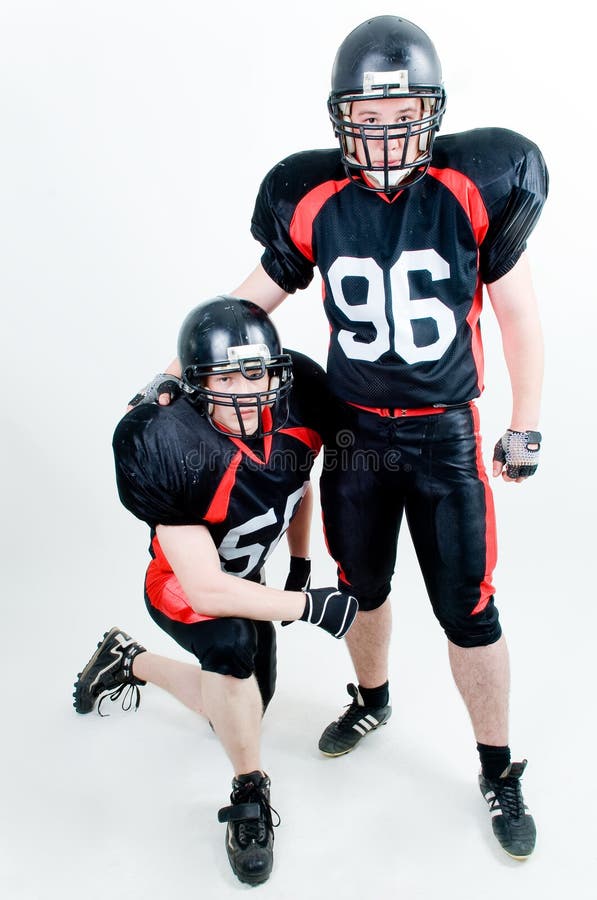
[218,485,306,578]
[327,250,457,364]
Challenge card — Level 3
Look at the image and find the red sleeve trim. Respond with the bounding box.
[289,178,351,263]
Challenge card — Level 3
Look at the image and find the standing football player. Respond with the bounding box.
[74,297,357,887]
[151,15,547,860]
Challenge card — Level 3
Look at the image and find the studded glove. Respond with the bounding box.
[493,429,542,479]
[128,374,186,408]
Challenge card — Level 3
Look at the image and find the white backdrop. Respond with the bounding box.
[1,1,595,898]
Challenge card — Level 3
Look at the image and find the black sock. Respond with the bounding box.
[477,742,511,780]
[358,681,390,707]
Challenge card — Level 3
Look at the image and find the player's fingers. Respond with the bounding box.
[492,460,503,477]
[158,392,173,406]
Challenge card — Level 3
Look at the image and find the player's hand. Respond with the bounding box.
[127,374,186,411]
[282,587,358,639]
[284,556,311,592]
[493,429,542,482]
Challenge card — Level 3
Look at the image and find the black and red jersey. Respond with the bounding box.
[251,128,548,409]
[113,351,326,617]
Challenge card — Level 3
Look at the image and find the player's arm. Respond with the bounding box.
[131,155,310,409]
[155,522,356,638]
[156,523,305,619]
[286,482,313,558]
[487,252,544,482]
[128,266,289,410]
[162,265,288,375]
[231,263,289,313]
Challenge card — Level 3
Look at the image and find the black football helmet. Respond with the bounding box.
[328,15,446,193]
[178,296,293,438]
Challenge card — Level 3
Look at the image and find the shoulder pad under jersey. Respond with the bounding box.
[112,402,214,527]
[251,150,346,293]
[432,128,548,282]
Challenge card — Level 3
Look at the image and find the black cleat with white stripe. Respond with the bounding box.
[73,626,147,716]
[318,683,392,757]
[479,760,536,859]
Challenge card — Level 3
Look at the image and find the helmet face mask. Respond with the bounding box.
[328,16,447,193]
[178,299,293,439]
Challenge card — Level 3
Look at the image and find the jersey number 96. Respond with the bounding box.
[327,249,457,364]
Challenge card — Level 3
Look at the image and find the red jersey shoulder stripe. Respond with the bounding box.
[427,167,489,245]
[289,178,351,262]
[278,426,323,453]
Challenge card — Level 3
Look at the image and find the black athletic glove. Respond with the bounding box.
[493,429,542,479]
[282,587,358,639]
[284,557,312,592]
[128,374,186,408]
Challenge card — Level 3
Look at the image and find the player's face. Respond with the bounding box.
[205,370,272,435]
[350,96,424,168]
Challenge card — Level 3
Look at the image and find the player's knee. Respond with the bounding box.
[340,579,389,612]
[441,600,502,647]
[199,618,259,680]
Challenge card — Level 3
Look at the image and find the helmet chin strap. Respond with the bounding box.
[356,161,419,188]
[345,147,427,189]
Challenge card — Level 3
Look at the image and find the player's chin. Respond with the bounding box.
[236,415,260,436]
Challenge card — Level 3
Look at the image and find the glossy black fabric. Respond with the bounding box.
[320,403,501,647]
[114,352,327,700]
[114,350,327,580]
[251,129,548,409]
[145,599,277,711]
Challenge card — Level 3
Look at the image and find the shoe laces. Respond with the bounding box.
[232,780,280,846]
[491,775,526,819]
[335,684,365,725]
[97,682,142,717]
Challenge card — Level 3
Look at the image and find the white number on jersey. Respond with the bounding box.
[218,484,307,578]
[327,250,456,364]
